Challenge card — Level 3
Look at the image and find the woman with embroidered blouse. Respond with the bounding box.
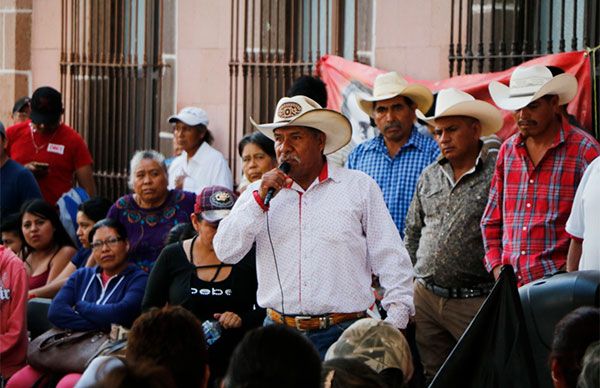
[107,150,195,272]
[142,186,263,384]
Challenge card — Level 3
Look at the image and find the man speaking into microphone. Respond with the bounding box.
[214,95,414,357]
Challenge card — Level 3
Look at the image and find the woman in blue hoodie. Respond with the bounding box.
[8,218,148,387]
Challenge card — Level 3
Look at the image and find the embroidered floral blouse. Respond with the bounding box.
[107,190,195,272]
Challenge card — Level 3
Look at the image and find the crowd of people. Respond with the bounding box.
[0,62,598,388]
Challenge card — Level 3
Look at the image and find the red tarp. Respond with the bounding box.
[317,51,592,140]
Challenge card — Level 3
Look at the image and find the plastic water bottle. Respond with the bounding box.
[202,320,222,346]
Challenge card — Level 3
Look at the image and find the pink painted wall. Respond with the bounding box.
[27,0,452,163]
[374,0,451,81]
[176,0,233,162]
[31,0,61,91]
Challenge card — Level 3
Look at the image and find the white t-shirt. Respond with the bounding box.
[566,156,600,271]
[167,142,233,194]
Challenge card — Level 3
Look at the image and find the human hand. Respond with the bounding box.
[175,175,185,190]
[258,167,292,200]
[214,311,242,329]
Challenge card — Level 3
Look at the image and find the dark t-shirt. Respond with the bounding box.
[70,248,92,268]
[0,159,43,217]
[143,241,264,380]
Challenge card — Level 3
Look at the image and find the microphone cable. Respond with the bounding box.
[266,210,286,318]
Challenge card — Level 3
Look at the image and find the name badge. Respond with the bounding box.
[47,143,65,155]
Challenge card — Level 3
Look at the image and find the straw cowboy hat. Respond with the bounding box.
[249,95,352,155]
[488,64,577,111]
[416,88,503,136]
[356,72,434,116]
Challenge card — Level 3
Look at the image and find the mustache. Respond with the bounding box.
[279,155,301,164]
[384,121,404,131]
[518,120,538,127]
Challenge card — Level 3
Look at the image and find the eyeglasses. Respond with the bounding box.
[90,237,123,251]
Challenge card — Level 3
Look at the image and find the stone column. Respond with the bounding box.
[0,0,32,126]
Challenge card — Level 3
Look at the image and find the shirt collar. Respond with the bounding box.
[438,141,488,185]
[183,142,209,162]
[286,159,339,192]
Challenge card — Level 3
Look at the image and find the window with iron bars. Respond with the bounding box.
[60,0,165,201]
[228,0,373,179]
[448,0,599,137]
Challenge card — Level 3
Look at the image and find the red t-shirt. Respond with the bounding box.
[6,120,93,205]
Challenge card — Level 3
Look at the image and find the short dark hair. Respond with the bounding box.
[164,222,196,245]
[19,199,75,250]
[196,124,214,145]
[287,75,328,107]
[78,197,113,223]
[1,213,21,234]
[237,132,276,159]
[89,218,128,243]
[551,306,600,388]
[127,306,209,388]
[97,361,176,388]
[223,325,321,388]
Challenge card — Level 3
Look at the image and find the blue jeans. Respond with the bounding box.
[263,316,357,359]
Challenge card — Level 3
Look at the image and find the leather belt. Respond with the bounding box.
[267,309,366,331]
[418,278,493,299]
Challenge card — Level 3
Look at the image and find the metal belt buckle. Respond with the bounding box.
[318,316,330,330]
[294,316,313,331]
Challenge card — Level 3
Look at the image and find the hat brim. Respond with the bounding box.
[168,114,207,127]
[250,109,352,155]
[30,111,61,125]
[201,209,231,222]
[416,100,503,136]
[489,73,577,111]
[356,84,434,117]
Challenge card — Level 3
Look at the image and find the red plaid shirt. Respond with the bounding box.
[481,119,600,286]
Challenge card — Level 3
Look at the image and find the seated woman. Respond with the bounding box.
[107,150,195,272]
[143,186,264,384]
[19,199,76,297]
[29,197,113,298]
[7,218,148,388]
[238,132,276,188]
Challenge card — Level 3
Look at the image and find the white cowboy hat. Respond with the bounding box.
[249,95,352,155]
[416,88,503,136]
[488,65,577,111]
[356,72,434,116]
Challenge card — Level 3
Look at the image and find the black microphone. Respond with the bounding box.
[264,162,291,206]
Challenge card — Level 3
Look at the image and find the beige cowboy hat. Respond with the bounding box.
[488,64,577,111]
[249,95,352,155]
[416,88,503,136]
[356,72,434,116]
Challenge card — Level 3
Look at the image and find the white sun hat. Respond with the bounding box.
[356,71,434,117]
[249,95,352,155]
[488,65,577,111]
[168,107,209,127]
[416,88,503,136]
